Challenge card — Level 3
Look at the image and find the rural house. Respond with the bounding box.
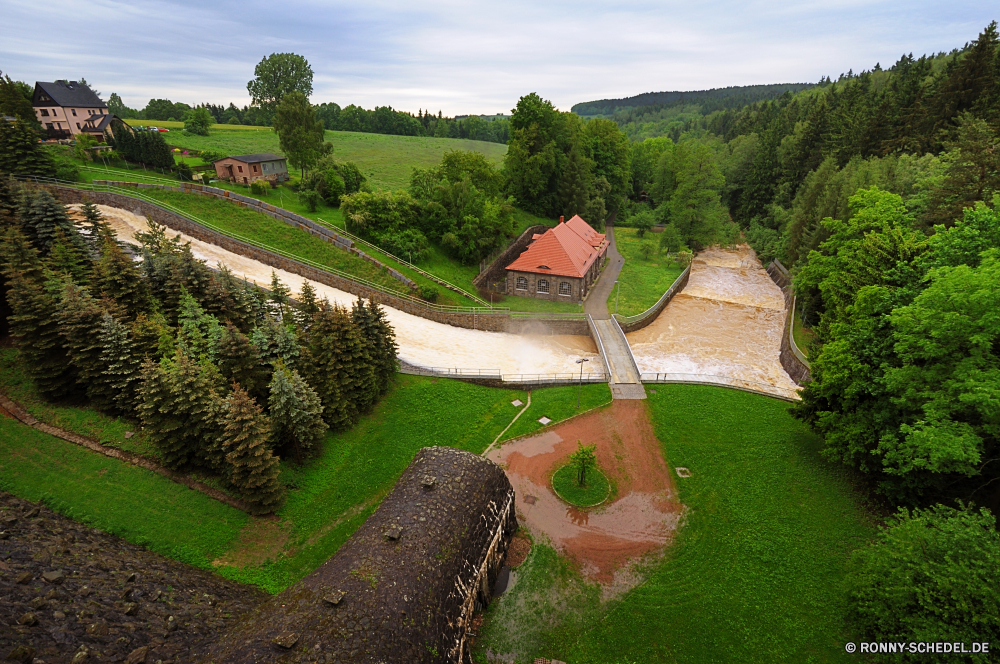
[505,215,608,301]
[32,80,113,140]
[213,153,289,184]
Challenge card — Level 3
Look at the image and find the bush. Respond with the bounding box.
[176,162,193,181]
[250,180,269,196]
[419,285,439,302]
[227,116,241,125]
[198,149,226,163]
[54,162,80,182]
[184,107,214,136]
[846,503,1000,658]
[639,240,657,260]
[299,188,321,212]
[659,224,684,253]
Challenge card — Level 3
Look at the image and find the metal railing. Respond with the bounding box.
[13,175,506,316]
[399,364,607,384]
[640,372,801,401]
[614,263,691,326]
[315,218,494,309]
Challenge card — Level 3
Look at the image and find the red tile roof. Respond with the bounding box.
[506,216,607,279]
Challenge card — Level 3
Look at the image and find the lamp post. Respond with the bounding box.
[614,280,621,315]
[576,358,589,409]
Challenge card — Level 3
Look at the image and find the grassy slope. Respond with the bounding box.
[609,227,685,317]
[502,384,611,441]
[137,122,508,192]
[477,385,874,664]
[792,308,815,358]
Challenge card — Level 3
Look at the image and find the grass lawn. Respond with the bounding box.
[476,384,875,664]
[792,307,815,358]
[502,383,611,441]
[551,464,610,507]
[609,227,685,317]
[129,122,508,192]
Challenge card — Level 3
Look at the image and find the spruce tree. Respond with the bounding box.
[7,272,77,399]
[250,316,300,369]
[298,281,320,316]
[93,236,151,319]
[206,265,254,332]
[268,270,291,321]
[130,312,171,362]
[79,199,112,253]
[351,297,398,396]
[301,304,377,430]
[100,313,141,415]
[268,361,327,458]
[0,172,19,226]
[176,289,223,361]
[47,230,91,285]
[58,282,112,407]
[0,119,55,177]
[217,323,269,402]
[20,189,86,255]
[221,383,285,515]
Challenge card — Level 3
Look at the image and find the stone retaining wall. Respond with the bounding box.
[766,260,811,385]
[472,224,548,294]
[201,447,517,664]
[616,264,691,333]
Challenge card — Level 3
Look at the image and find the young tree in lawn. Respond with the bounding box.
[569,441,597,487]
[221,383,285,515]
[247,53,314,122]
[268,360,327,458]
[273,91,326,177]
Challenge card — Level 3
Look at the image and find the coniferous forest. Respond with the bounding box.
[0,179,398,514]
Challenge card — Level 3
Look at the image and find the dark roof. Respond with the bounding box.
[82,114,115,132]
[222,153,285,164]
[33,81,106,109]
[202,446,518,664]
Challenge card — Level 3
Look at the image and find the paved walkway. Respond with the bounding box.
[585,221,625,321]
[592,318,646,400]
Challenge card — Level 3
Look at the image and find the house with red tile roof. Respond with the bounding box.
[505,215,608,301]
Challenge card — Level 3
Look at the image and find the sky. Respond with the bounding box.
[1,1,996,115]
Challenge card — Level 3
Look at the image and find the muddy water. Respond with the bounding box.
[489,401,682,590]
[84,204,599,374]
[626,245,798,393]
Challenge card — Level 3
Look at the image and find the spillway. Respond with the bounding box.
[84,205,599,375]
[625,245,798,396]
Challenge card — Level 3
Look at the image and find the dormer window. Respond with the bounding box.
[537,265,551,270]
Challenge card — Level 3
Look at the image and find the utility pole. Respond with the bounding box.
[576,357,589,409]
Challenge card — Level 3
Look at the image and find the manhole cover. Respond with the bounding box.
[649,389,657,394]
[538,416,552,425]
[511,399,523,407]
[524,495,537,505]
[675,467,692,478]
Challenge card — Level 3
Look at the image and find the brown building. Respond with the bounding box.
[213,153,289,184]
[505,215,608,301]
[32,80,113,140]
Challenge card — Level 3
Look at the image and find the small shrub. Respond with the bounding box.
[299,188,320,212]
[54,162,80,182]
[176,162,193,181]
[639,240,657,260]
[250,180,269,196]
[419,285,439,302]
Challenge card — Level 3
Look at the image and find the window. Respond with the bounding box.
[39,109,49,117]
[559,282,571,296]
[537,279,549,294]
[76,123,80,129]
[516,276,528,291]
[253,164,259,172]
[45,123,53,130]
[238,165,243,173]
[71,109,77,116]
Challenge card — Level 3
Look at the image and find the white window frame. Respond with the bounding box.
[559,282,571,296]
[537,279,549,294]
[515,276,528,291]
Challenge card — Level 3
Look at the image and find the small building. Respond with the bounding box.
[213,153,289,184]
[505,215,608,301]
[32,80,112,140]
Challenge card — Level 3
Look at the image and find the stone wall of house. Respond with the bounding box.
[505,269,584,302]
[766,260,812,386]
[472,225,547,295]
[201,447,518,664]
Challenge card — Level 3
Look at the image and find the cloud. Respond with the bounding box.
[1,0,995,114]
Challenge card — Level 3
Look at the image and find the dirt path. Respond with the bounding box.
[487,400,681,590]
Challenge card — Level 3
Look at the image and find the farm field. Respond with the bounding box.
[608,227,686,317]
[127,121,508,192]
[475,384,875,664]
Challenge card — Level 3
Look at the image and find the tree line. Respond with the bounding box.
[0,179,398,513]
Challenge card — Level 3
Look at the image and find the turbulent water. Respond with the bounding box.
[86,205,599,375]
[625,245,798,395]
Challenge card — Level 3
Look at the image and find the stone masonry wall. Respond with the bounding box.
[617,264,691,333]
[472,225,547,294]
[766,260,812,386]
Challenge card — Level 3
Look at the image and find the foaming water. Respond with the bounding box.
[626,245,798,393]
[91,205,599,374]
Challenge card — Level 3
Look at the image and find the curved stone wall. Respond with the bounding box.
[766,260,812,385]
[615,264,691,333]
[201,447,517,664]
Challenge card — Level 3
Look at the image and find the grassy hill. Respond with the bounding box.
[126,120,507,191]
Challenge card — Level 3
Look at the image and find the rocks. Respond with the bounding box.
[322,591,346,606]
[383,525,403,541]
[16,613,38,626]
[85,622,109,637]
[124,646,149,664]
[124,571,137,583]
[272,632,300,649]
[124,431,134,439]
[4,644,34,663]
[123,603,138,616]
[27,598,47,611]
[41,570,63,584]
[165,616,177,633]
[23,507,39,519]
[16,572,32,584]
[70,646,89,663]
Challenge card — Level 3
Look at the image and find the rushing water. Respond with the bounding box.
[625,245,798,395]
[87,205,599,375]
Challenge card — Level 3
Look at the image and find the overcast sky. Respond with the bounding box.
[1,1,996,115]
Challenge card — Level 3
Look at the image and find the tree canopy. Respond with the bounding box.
[247,52,314,123]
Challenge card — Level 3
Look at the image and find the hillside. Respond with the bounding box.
[572,83,815,116]
[127,121,507,191]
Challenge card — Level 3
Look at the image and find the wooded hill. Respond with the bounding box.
[572,83,815,117]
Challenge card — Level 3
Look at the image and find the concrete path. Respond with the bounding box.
[592,318,646,400]
[585,221,625,321]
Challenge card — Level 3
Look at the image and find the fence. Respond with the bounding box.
[614,263,691,332]
[398,362,607,388]
[640,372,800,402]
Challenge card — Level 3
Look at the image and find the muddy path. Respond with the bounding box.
[488,400,681,591]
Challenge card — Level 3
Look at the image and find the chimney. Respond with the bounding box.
[559,215,564,223]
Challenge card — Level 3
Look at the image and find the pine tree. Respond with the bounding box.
[220,383,285,515]
[47,230,90,285]
[58,282,113,407]
[351,297,398,395]
[298,281,320,316]
[93,236,151,319]
[7,272,77,399]
[301,304,377,429]
[0,119,55,177]
[176,289,223,361]
[79,199,112,253]
[138,351,223,469]
[217,323,269,402]
[268,270,291,321]
[250,316,300,369]
[19,189,86,255]
[100,313,140,415]
[924,114,1000,228]
[268,361,327,458]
